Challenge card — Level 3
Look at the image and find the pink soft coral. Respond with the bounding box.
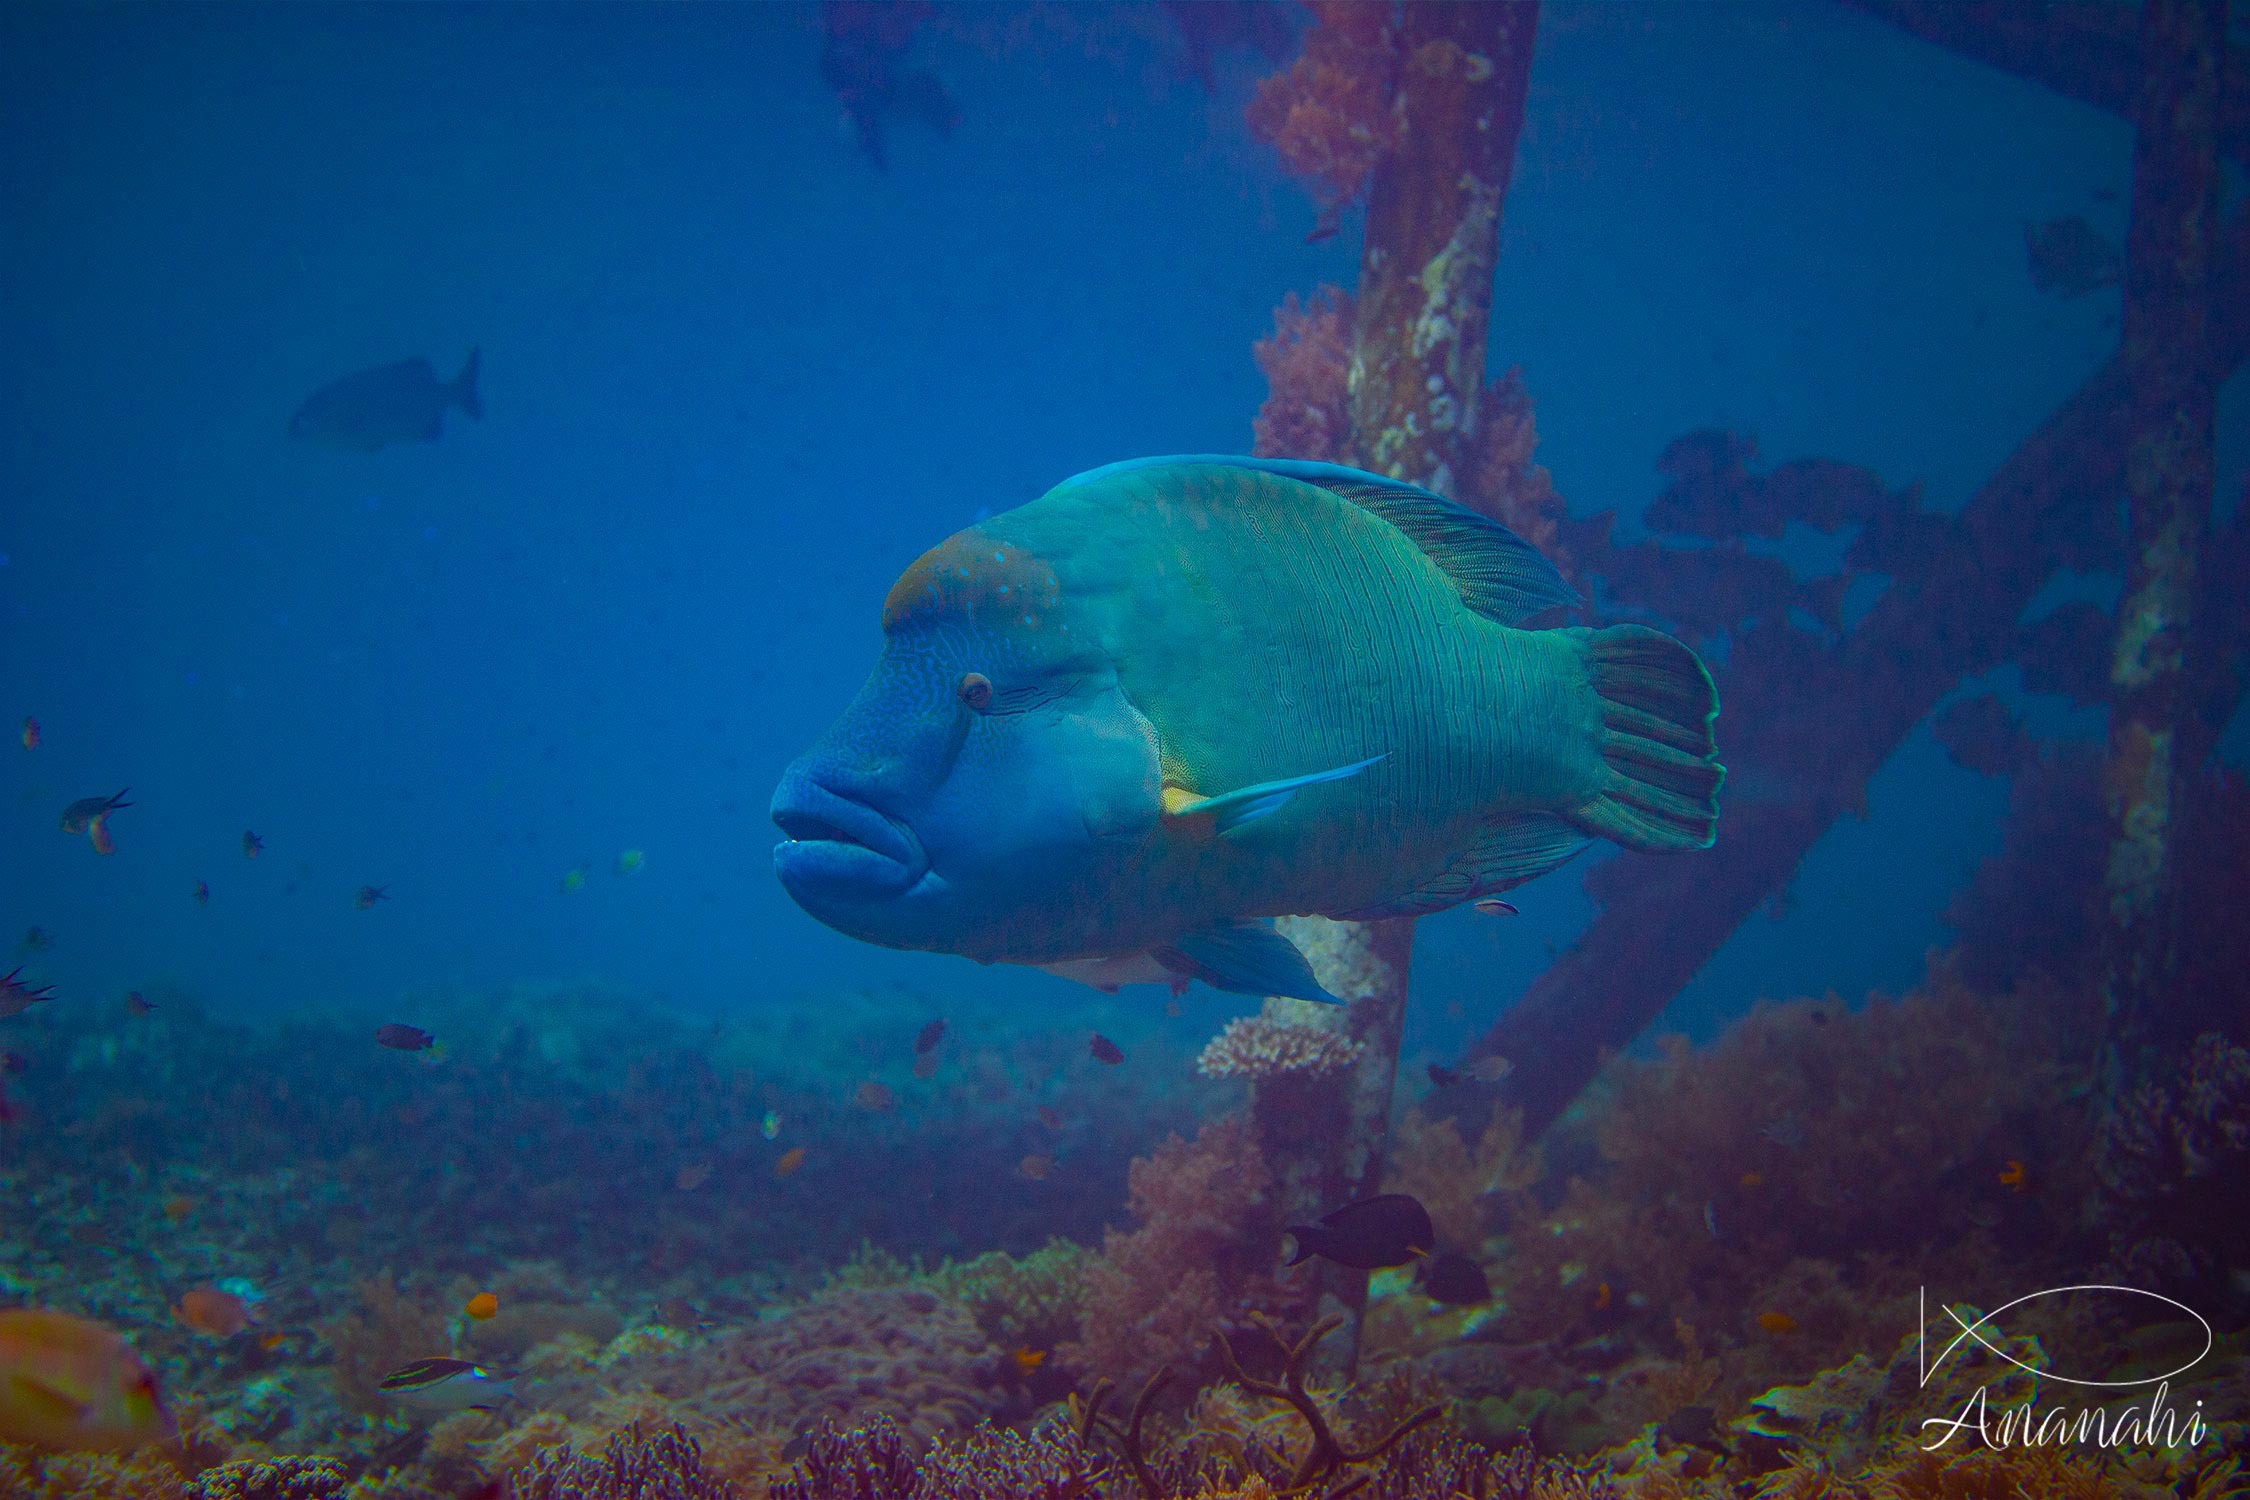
[1245,2,1399,219]
[1251,286,1354,463]
[1060,1115,1295,1389]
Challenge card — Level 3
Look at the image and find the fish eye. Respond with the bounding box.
[958,673,993,711]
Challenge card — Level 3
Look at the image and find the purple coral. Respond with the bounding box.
[771,1417,1106,1500]
[770,1417,920,1500]
[507,1423,737,1500]
[1368,1427,1620,1500]
[913,1423,1107,1500]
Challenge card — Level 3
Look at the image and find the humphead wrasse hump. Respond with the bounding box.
[771,456,1723,1002]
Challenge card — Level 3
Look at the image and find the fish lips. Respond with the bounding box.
[771,772,930,912]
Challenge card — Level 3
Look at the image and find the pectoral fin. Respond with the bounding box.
[1155,919,1341,1005]
[1165,754,1385,836]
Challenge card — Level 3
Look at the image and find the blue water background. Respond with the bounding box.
[2,2,2240,1063]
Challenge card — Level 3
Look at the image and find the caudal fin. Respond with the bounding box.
[1574,624,1723,850]
[453,347,483,421]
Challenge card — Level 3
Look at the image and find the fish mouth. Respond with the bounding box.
[770,773,929,902]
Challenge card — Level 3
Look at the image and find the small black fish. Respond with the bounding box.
[1088,1033,1124,1066]
[18,927,53,954]
[374,1023,435,1052]
[1427,1062,1460,1088]
[354,885,390,911]
[915,1018,946,1055]
[242,830,263,859]
[1284,1193,1434,1270]
[1418,1251,1491,1306]
[290,350,482,452]
[60,789,131,835]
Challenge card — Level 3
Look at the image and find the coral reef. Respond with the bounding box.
[770,1415,1106,1500]
[1243,2,1398,225]
[1379,1107,1540,1253]
[1250,287,1354,463]
[326,1274,452,1416]
[506,1423,736,1500]
[640,1284,1001,1445]
[1062,1116,1298,1391]
[1194,1018,1364,1082]
[1457,368,1567,574]
[927,1239,1090,1357]
[193,1457,349,1500]
[2095,1030,2250,1290]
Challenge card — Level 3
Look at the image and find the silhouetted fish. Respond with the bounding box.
[289,350,482,452]
[374,1023,434,1052]
[2024,216,2122,298]
[1418,1251,1491,1306]
[1284,1193,1434,1270]
[60,790,130,836]
[819,2,957,170]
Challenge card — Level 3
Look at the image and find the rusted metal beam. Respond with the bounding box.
[1466,206,2250,1141]
[2097,0,2227,1104]
[1254,0,1538,1376]
[1842,0,2249,164]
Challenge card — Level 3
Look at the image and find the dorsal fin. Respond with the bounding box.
[1054,454,1580,626]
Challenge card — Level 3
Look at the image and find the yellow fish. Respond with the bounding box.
[0,1309,173,1452]
[1011,1346,1047,1375]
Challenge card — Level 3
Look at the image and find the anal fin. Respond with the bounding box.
[1155,919,1341,1005]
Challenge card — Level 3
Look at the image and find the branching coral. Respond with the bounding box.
[1244,2,1399,225]
[507,1423,737,1500]
[1195,1018,1364,1082]
[1251,286,1354,463]
[1211,1315,1442,1493]
[770,1416,1105,1500]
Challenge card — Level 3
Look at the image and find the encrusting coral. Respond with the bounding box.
[1194,1018,1364,1082]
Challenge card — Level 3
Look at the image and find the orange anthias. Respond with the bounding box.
[464,1292,499,1321]
[0,1308,173,1452]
